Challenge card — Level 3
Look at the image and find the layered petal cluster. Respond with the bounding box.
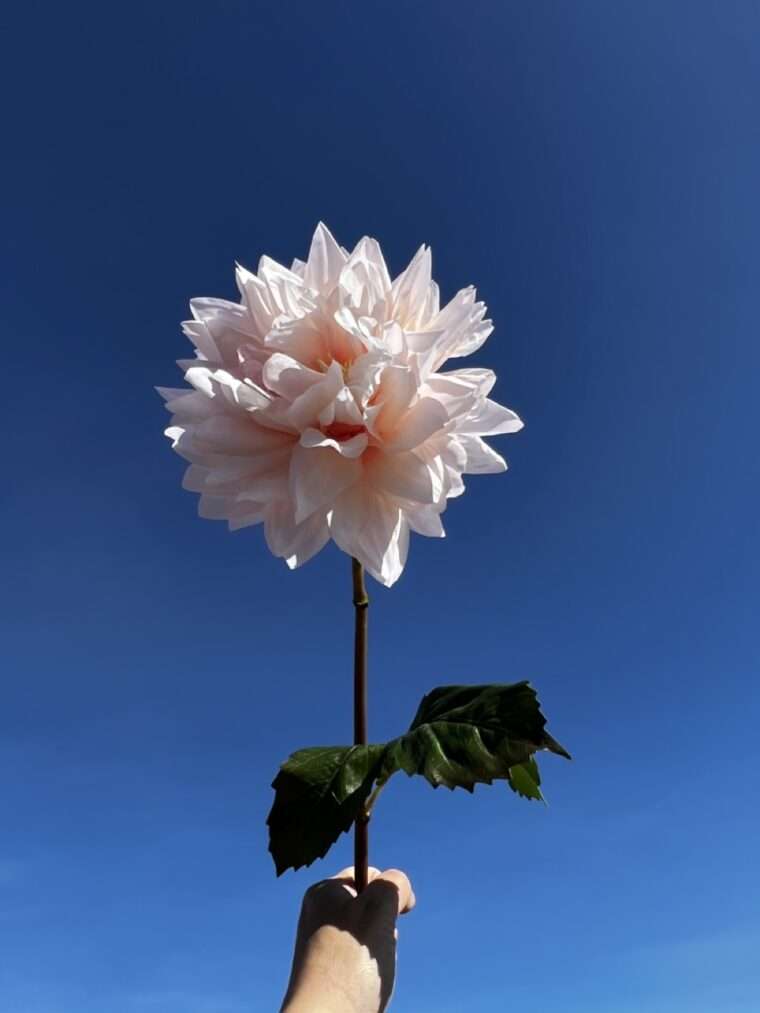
[160,224,522,586]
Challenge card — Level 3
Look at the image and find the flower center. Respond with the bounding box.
[322,421,367,442]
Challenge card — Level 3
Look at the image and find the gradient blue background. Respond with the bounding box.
[3,1,759,1010]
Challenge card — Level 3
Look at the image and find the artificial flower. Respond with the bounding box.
[160,224,522,585]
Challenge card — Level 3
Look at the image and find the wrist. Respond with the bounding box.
[282,980,356,1013]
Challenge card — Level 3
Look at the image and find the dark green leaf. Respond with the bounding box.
[267,744,385,875]
[381,682,570,791]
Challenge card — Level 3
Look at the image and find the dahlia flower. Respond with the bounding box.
[159,224,522,586]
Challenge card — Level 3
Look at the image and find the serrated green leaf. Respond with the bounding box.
[267,744,385,875]
[508,757,544,801]
[382,682,569,791]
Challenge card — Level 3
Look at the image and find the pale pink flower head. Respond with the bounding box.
[159,224,523,586]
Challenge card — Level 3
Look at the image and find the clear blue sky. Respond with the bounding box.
[3,1,759,1011]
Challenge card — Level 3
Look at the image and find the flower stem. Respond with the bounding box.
[351,557,369,893]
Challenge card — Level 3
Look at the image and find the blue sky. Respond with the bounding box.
[3,1,759,1010]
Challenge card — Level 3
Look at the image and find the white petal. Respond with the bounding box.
[390,245,432,329]
[284,511,331,568]
[457,434,508,474]
[234,471,289,501]
[236,266,277,337]
[181,319,218,361]
[228,501,268,531]
[378,513,409,587]
[339,237,392,318]
[193,415,292,456]
[384,398,449,452]
[290,444,361,523]
[262,353,323,399]
[431,368,496,398]
[422,374,481,422]
[404,505,446,538]
[181,464,210,493]
[332,385,364,427]
[264,501,294,557]
[257,256,308,317]
[198,494,232,520]
[183,366,216,397]
[352,236,392,291]
[380,321,406,356]
[367,365,417,438]
[304,222,347,292]
[299,427,368,459]
[449,316,493,359]
[235,379,274,412]
[329,487,407,586]
[457,399,524,436]
[225,451,295,492]
[159,388,221,421]
[187,297,261,368]
[417,287,493,375]
[213,369,273,412]
[287,361,344,431]
[189,296,252,330]
[264,500,330,566]
[327,483,363,558]
[363,506,408,587]
[365,449,435,504]
[165,425,186,449]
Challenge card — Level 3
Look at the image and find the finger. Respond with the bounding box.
[362,868,415,916]
[331,866,382,885]
[332,866,356,883]
[379,869,415,914]
[330,866,382,899]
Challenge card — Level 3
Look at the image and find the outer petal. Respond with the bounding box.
[383,398,449,453]
[198,494,231,520]
[285,511,331,568]
[192,415,291,456]
[158,388,224,422]
[329,486,408,586]
[304,222,348,292]
[456,398,524,436]
[290,444,361,523]
[339,237,392,318]
[427,367,496,401]
[365,449,435,504]
[389,245,432,329]
[228,501,268,531]
[456,434,508,474]
[180,319,219,362]
[403,504,446,538]
[417,287,493,375]
[362,506,408,586]
[235,265,277,337]
[257,256,309,318]
[264,500,330,567]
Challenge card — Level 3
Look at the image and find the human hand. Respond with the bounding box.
[280,866,416,1013]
